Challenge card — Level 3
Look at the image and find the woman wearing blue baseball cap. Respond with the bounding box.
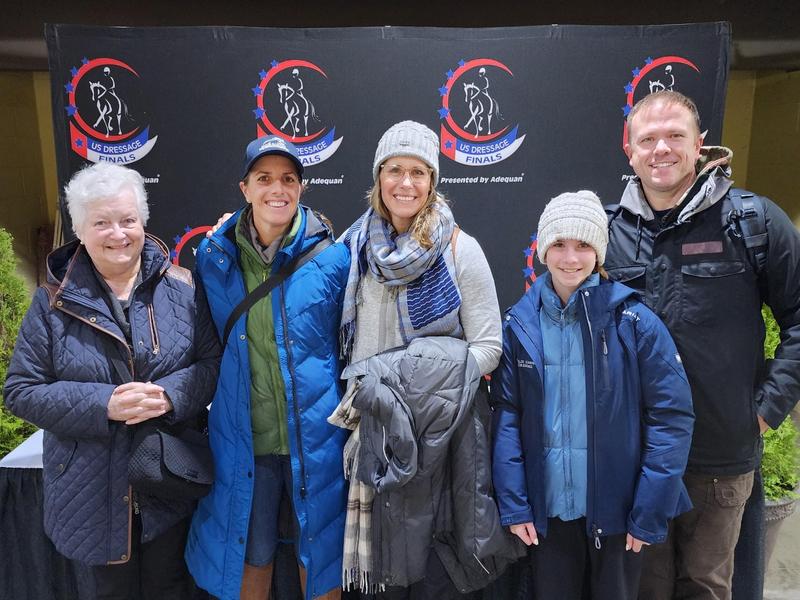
[185,136,349,600]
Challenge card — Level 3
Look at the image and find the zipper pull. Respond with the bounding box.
[591,523,603,550]
[601,330,608,355]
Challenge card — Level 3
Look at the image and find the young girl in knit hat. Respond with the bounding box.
[490,190,695,599]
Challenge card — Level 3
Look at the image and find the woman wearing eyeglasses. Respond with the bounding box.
[333,121,513,599]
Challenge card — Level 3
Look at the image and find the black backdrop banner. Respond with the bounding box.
[46,23,730,309]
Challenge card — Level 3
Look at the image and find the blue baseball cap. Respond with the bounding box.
[242,136,304,180]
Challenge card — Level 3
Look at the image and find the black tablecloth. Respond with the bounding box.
[4,464,768,600]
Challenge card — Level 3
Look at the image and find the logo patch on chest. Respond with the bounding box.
[517,359,535,370]
[681,241,723,255]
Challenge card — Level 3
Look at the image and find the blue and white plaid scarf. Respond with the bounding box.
[340,201,462,359]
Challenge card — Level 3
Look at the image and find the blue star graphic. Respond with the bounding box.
[253,108,265,119]
[445,140,453,149]
[523,267,534,278]
[523,247,533,257]
[624,83,634,94]
[622,105,631,116]
[81,57,89,65]
[270,60,279,68]
[170,250,178,259]
[458,59,465,67]
[529,234,537,243]
[251,86,262,97]
[438,85,448,96]
[173,235,183,244]
[446,69,454,79]
[75,139,84,148]
[438,107,450,119]
[184,225,192,233]
[70,66,78,77]
[64,82,74,93]
[259,69,268,80]
[65,105,77,116]
[645,57,653,65]
[632,67,641,78]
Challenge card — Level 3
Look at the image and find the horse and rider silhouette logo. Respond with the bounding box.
[250,59,342,167]
[88,66,133,138]
[276,69,320,138]
[64,57,157,164]
[461,67,502,137]
[437,58,526,166]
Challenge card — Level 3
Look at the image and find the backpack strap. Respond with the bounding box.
[222,237,332,346]
[451,226,461,258]
[726,189,768,274]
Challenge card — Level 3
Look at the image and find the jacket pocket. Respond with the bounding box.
[43,438,77,484]
[606,265,646,292]
[680,261,746,326]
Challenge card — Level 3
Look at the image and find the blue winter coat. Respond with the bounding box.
[186,205,350,600]
[3,236,221,565]
[491,276,694,545]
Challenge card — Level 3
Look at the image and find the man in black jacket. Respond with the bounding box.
[604,90,800,600]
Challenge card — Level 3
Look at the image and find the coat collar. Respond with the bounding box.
[620,145,734,224]
[45,234,170,307]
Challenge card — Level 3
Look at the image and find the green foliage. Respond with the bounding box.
[761,306,800,501]
[0,228,35,458]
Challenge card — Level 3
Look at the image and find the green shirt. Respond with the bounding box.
[234,207,301,455]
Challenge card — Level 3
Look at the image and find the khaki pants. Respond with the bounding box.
[639,470,754,600]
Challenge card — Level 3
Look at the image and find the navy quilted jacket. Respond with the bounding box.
[3,235,221,565]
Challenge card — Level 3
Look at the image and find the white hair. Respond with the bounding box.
[64,163,149,239]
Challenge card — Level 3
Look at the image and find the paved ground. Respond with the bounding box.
[765,505,800,600]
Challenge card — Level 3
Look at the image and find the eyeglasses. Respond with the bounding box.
[380,164,431,184]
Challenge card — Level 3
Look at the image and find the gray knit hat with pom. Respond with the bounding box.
[373,121,439,186]
[536,190,609,265]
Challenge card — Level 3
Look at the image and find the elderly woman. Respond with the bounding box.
[335,121,508,599]
[185,136,350,600]
[3,162,221,598]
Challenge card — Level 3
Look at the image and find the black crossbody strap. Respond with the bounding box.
[222,237,332,345]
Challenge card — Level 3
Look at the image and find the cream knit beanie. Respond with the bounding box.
[536,190,609,265]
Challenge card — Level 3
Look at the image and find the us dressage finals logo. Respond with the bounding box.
[64,57,157,164]
[436,59,526,166]
[250,59,343,171]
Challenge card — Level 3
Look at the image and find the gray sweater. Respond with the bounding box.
[350,230,502,376]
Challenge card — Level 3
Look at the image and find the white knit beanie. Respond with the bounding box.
[373,121,440,186]
[536,190,609,265]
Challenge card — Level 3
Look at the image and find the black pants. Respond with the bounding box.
[531,517,642,600]
[90,515,192,600]
[365,551,479,600]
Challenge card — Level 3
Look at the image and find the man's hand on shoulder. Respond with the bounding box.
[206,212,234,237]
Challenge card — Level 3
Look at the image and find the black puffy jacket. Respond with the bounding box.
[605,148,800,475]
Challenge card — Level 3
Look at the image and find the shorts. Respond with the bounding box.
[245,454,297,567]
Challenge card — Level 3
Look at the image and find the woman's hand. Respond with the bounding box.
[625,533,649,553]
[107,381,172,425]
[205,213,234,237]
[510,522,538,546]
